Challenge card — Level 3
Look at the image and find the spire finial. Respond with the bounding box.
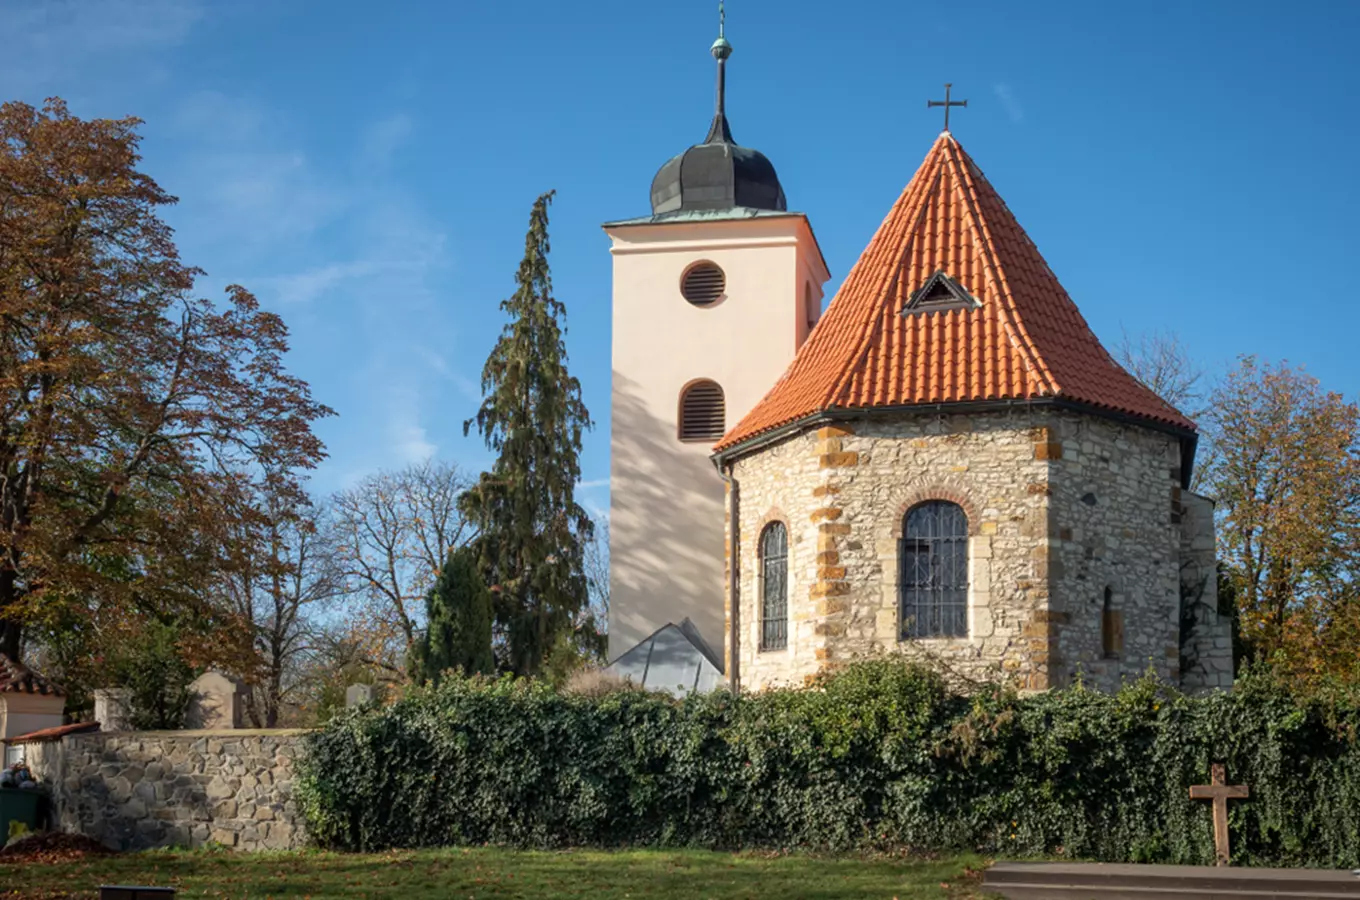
[711,0,732,61]
[927,82,968,132]
[705,1,734,143]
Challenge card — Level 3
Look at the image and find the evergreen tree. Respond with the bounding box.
[462,191,593,677]
[412,546,494,684]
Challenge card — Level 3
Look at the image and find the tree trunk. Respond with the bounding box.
[0,569,22,660]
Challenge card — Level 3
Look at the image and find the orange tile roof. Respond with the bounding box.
[715,132,1195,454]
[0,653,63,696]
[3,721,98,745]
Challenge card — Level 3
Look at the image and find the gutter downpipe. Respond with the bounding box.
[719,462,740,693]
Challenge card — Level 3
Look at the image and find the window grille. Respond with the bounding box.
[900,500,969,638]
[678,381,725,442]
[760,522,788,651]
[681,262,726,306]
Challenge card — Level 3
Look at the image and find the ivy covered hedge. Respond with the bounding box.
[295,662,1360,866]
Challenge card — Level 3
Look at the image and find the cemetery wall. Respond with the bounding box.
[29,729,308,851]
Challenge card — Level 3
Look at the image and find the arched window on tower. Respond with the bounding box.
[759,522,788,651]
[900,500,969,639]
[678,380,726,442]
[1102,587,1122,659]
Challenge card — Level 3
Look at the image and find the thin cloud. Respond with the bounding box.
[260,261,382,306]
[361,114,414,169]
[993,83,1024,124]
[391,420,437,464]
[2,0,205,88]
[169,93,345,248]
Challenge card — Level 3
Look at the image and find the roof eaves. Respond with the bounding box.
[714,396,1199,485]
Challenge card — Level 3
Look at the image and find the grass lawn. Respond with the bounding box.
[0,847,994,899]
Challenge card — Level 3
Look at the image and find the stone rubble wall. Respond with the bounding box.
[729,408,1229,695]
[731,410,1052,691]
[33,729,309,851]
[1047,411,1185,691]
[1178,491,1234,692]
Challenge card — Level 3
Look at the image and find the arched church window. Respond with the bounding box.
[804,282,817,330]
[899,500,969,639]
[1101,587,1122,659]
[681,262,726,306]
[678,380,725,442]
[759,522,788,651]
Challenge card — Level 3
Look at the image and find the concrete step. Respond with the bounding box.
[983,862,1360,900]
[988,882,1360,900]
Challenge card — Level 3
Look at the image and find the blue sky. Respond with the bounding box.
[6,0,1360,512]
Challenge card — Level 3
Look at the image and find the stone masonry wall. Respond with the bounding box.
[1046,411,1185,691]
[38,730,308,851]
[731,410,1053,691]
[1178,491,1234,692]
[729,408,1219,694]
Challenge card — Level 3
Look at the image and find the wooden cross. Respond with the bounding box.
[927,83,968,132]
[1189,763,1249,866]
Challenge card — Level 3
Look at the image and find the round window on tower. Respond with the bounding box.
[681,262,726,307]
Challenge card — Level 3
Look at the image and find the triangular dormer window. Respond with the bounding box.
[902,270,979,315]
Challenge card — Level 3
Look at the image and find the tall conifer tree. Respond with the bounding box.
[411,546,494,683]
[462,191,593,676]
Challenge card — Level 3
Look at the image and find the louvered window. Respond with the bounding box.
[900,501,969,639]
[760,522,788,651]
[678,381,725,442]
[681,262,726,306]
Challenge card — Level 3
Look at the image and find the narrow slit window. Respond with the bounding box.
[899,500,969,639]
[1102,587,1122,659]
[760,522,788,651]
[678,380,725,442]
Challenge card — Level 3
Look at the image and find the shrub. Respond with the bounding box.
[295,659,1360,866]
[560,668,643,698]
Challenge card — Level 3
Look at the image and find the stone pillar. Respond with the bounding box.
[1179,492,1234,693]
[185,671,246,730]
[344,684,373,708]
[93,688,135,732]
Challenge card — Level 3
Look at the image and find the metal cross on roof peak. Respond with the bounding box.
[928,83,968,132]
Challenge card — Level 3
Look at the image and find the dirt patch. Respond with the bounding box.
[0,831,116,863]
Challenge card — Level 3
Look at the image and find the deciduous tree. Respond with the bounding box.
[1115,327,1206,418]
[220,486,342,727]
[329,459,473,670]
[1205,356,1360,687]
[0,99,332,661]
[461,191,593,677]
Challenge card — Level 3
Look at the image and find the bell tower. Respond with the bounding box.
[604,4,830,662]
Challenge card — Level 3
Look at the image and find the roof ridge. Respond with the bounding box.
[944,137,1059,396]
[825,156,947,408]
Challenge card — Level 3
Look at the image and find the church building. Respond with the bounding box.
[605,13,1232,694]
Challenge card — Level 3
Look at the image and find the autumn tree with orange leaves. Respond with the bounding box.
[0,99,332,664]
[1204,356,1360,690]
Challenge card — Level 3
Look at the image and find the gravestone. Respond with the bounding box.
[93,688,135,732]
[345,684,373,708]
[184,671,246,730]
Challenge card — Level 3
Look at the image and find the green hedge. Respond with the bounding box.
[295,661,1360,866]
